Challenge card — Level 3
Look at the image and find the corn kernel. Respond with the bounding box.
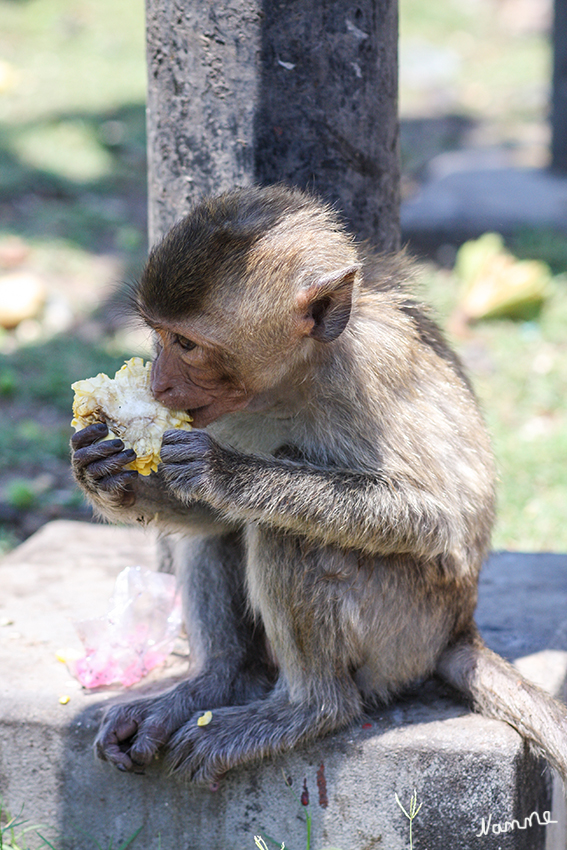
[197,710,213,726]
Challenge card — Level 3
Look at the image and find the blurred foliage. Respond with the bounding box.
[511,228,567,275]
[0,335,128,412]
[454,232,553,322]
[0,0,148,546]
[0,0,565,556]
[0,335,128,473]
[0,0,147,270]
[423,248,567,552]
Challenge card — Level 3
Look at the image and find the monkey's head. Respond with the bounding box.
[136,186,360,427]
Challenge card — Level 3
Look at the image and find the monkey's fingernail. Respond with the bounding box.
[109,439,124,448]
[95,422,107,431]
[116,763,127,772]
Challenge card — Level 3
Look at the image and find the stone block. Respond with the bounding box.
[1,521,566,850]
[401,165,567,250]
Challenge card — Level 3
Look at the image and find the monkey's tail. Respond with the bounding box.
[436,629,567,781]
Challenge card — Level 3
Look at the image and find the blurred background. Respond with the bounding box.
[0,0,565,553]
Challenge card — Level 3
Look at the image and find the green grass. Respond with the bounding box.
[0,336,128,471]
[0,798,143,850]
[0,0,147,269]
[0,0,146,124]
[399,0,549,125]
[422,256,567,551]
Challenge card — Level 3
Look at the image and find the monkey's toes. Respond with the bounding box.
[164,721,227,783]
[127,721,171,767]
[95,717,142,772]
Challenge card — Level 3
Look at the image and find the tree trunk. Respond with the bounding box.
[146,0,399,250]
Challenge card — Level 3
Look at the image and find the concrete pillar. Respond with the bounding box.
[146,0,399,249]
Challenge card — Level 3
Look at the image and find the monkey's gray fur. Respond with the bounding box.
[72,186,567,784]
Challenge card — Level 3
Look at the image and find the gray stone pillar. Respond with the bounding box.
[146,0,399,250]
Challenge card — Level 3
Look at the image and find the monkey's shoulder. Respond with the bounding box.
[351,289,473,397]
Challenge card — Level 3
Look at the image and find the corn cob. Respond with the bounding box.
[71,357,192,475]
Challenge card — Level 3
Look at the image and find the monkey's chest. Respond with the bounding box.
[208,412,294,456]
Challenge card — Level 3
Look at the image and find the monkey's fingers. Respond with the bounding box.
[161,428,195,443]
[162,428,213,447]
[73,440,139,506]
[127,718,172,768]
[160,430,215,467]
[72,438,131,472]
[165,715,225,783]
[94,472,138,507]
[81,448,137,480]
[71,421,109,450]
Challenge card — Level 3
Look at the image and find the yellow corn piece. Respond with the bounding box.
[197,710,213,726]
[71,357,192,476]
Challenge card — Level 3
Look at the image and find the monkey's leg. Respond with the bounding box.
[164,675,363,783]
[437,629,567,781]
[163,531,365,783]
[95,531,273,772]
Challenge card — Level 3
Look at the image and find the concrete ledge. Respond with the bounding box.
[401,166,567,250]
[1,521,567,849]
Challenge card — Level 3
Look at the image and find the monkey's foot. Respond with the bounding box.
[95,696,177,773]
[94,671,262,774]
[165,706,253,783]
[164,689,360,783]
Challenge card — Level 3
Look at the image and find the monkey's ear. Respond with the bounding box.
[296,265,359,343]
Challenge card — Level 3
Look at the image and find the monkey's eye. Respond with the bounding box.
[175,335,197,352]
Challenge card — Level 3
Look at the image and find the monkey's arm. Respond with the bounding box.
[71,423,234,534]
[160,431,475,561]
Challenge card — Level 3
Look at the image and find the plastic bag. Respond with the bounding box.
[68,566,183,689]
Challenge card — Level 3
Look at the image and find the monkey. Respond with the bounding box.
[71,185,567,785]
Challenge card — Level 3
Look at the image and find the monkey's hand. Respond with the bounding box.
[71,422,139,511]
[160,430,233,506]
[71,423,233,532]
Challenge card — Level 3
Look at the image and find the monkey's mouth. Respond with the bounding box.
[186,395,253,428]
[186,403,220,428]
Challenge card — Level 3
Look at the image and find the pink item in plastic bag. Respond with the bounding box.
[70,566,183,688]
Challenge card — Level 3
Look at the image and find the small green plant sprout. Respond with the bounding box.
[280,770,313,850]
[0,799,49,850]
[395,789,423,850]
[35,824,142,850]
[254,837,284,850]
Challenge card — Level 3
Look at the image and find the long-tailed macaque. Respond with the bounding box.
[71,185,567,784]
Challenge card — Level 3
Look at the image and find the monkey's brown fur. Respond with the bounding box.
[72,186,567,783]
